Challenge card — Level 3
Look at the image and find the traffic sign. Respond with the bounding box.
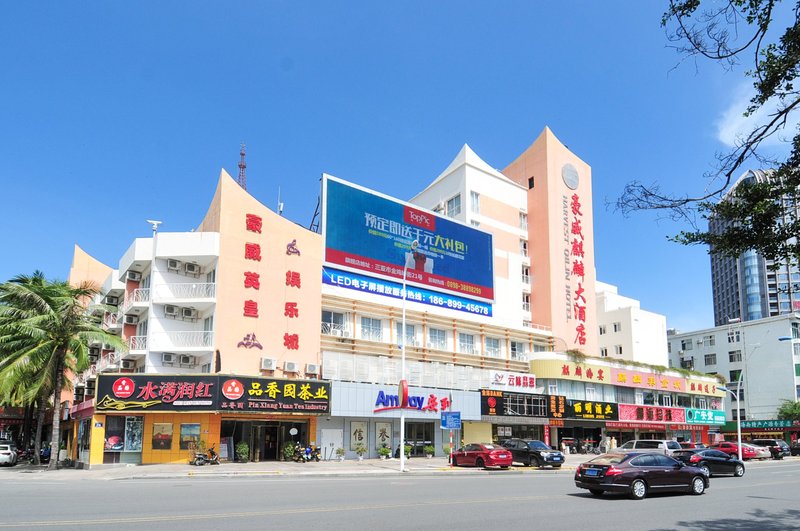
[441,411,461,430]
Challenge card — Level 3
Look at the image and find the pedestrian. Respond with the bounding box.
[610,436,617,450]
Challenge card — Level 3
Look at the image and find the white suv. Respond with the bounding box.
[616,439,682,456]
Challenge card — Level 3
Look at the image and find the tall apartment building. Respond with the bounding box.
[711,169,800,326]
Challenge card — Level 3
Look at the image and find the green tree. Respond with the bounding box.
[618,1,800,265]
[776,399,800,421]
[0,272,125,469]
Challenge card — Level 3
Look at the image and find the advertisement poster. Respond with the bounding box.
[152,423,173,450]
[180,423,201,450]
[323,175,495,302]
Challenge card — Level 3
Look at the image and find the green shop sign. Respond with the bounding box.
[686,408,726,425]
[741,420,794,429]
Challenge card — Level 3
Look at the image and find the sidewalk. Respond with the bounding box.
[10,452,590,481]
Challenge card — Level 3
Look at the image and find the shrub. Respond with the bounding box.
[235,441,250,463]
[354,443,368,456]
[378,446,391,457]
[423,445,435,455]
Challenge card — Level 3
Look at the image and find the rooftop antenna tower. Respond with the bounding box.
[237,142,247,190]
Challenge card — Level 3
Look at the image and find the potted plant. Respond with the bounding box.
[354,443,368,461]
[378,445,391,460]
[282,441,297,461]
[235,441,250,463]
[335,447,345,461]
[404,443,413,458]
[423,445,435,458]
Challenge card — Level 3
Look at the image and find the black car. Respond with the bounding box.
[750,438,790,460]
[672,449,745,477]
[791,441,800,456]
[501,438,564,468]
[575,451,709,500]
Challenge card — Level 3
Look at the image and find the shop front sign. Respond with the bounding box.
[480,389,550,418]
[686,408,726,425]
[568,400,618,421]
[487,370,537,394]
[96,374,330,413]
[374,388,450,413]
[618,404,686,424]
[741,420,797,429]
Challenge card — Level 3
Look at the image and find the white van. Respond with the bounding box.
[615,439,682,456]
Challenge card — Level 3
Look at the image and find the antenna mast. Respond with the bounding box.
[237,143,247,190]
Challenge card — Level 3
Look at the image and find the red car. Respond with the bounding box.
[710,442,757,460]
[451,443,512,469]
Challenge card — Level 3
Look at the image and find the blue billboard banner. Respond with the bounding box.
[323,267,492,316]
[323,175,494,302]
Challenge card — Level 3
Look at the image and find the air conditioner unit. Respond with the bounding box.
[86,380,96,390]
[179,355,194,366]
[305,363,320,375]
[124,315,139,325]
[184,263,200,275]
[88,354,98,364]
[167,259,181,271]
[164,305,179,317]
[89,347,100,356]
[126,271,142,282]
[162,353,175,364]
[105,295,119,305]
[121,360,135,369]
[284,361,299,373]
[260,357,276,371]
[331,329,343,337]
[182,307,198,319]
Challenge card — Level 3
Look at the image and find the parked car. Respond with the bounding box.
[744,443,771,460]
[791,441,800,456]
[574,452,709,500]
[501,438,564,468]
[680,442,707,449]
[749,439,790,460]
[709,441,758,460]
[450,443,512,469]
[614,439,682,456]
[672,449,746,477]
[0,443,17,466]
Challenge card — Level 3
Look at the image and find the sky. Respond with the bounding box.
[1,2,792,333]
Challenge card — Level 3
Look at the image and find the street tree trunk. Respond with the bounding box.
[33,394,46,466]
[47,355,65,471]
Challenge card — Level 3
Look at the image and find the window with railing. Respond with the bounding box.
[360,317,382,342]
[485,337,500,358]
[458,333,476,355]
[395,323,417,347]
[321,310,347,335]
[428,328,447,350]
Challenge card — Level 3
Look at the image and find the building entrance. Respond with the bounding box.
[405,422,433,457]
[221,420,308,462]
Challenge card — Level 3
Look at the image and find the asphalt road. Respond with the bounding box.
[1,460,798,530]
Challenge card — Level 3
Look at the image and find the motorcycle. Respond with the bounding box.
[308,445,321,462]
[292,443,308,463]
[191,445,220,466]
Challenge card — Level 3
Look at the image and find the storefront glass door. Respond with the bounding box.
[405,422,433,456]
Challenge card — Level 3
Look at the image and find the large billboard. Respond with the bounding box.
[322,175,494,302]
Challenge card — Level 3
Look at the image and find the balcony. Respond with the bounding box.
[120,288,150,315]
[102,311,122,331]
[128,336,147,352]
[149,331,214,352]
[96,351,121,373]
[152,282,216,311]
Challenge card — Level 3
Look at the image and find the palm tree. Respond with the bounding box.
[0,271,126,470]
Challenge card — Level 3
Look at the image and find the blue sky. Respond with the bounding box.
[1,2,787,332]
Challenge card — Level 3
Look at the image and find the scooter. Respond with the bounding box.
[191,445,220,466]
[292,443,307,463]
[308,445,321,462]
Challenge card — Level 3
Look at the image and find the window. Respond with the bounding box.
[795,363,800,377]
[614,345,623,356]
[395,323,416,346]
[470,191,480,214]
[428,328,446,350]
[661,394,672,407]
[485,337,500,358]
[200,363,211,373]
[704,353,717,366]
[599,325,607,335]
[510,341,526,361]
[613,322,622,333]
[643,391,655,405]
[470,220,480,227]
[600,347,608,357]
[522,266,530,285]
[458,333,476,355]
[728,350,742,363]
[446,194,461,217]
[728,329,741,343]
[520,239,528,257]
[703,334,716,347]
[680,339,693,351]
[522,293,530,312]
[585,386,596,401]
[360,317,382,342]
[528,176,534,189]
[793,322,800,339]
[548,382,559,395]
[732,409,746,421]
[729,369,742,383]
[321,310,345,334]
[519,212,528,230]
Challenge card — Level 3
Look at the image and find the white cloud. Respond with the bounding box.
[715,81,799,149]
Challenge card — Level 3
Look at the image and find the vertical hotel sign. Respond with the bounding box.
[562,164,586,346]
[241,213,303,356]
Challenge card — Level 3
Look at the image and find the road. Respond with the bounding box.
[1,460,798,530]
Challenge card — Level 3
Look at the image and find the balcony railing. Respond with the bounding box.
[120,288,150,314]
[321,322,351,336]
[96,351,121,372]
[153,282,216,300]
[128,336,147,351]
[150,331,214,350]
[102,311,121,330]
[360,330,383,342]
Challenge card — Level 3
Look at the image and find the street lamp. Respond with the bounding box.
[399,239,418,473]
[146,220,162,358]
[718,384,743,461]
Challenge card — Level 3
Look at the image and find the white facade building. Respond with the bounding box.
[667,314,800,422]
[596,281,668,366]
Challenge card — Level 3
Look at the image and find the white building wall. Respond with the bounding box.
[667,314,798,421]
[596,282,668,365]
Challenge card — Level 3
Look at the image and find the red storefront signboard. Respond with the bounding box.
[617,404,686,424]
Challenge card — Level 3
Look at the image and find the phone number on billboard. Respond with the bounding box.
[428,295,490,315]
